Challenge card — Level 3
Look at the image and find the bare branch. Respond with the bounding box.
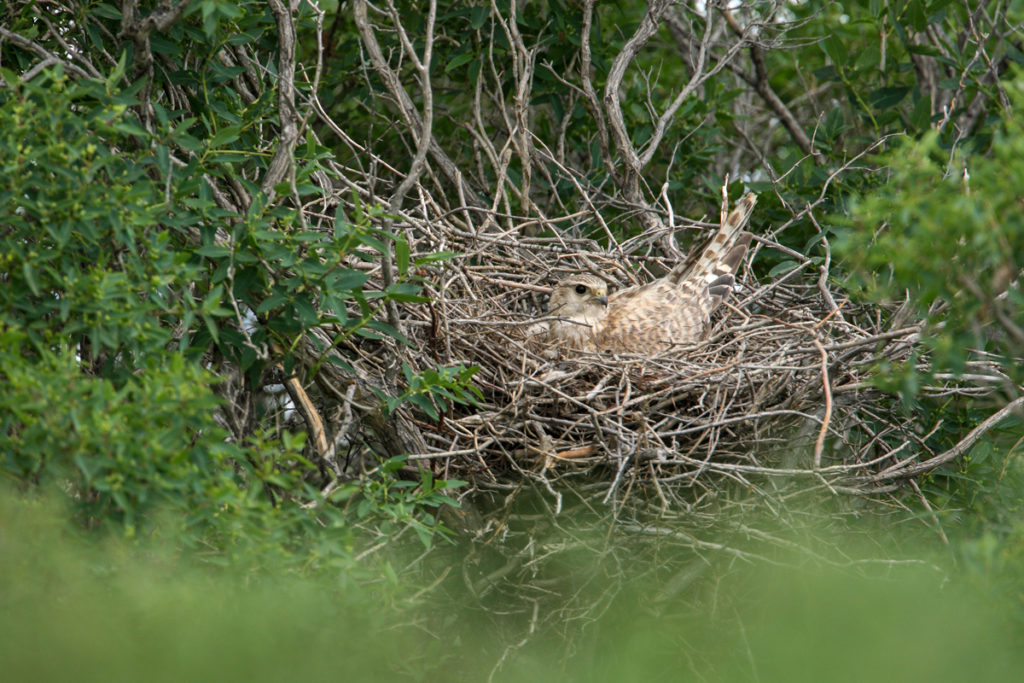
[352,0,484,208]
[602,0,671,201]
[262,0,300,199]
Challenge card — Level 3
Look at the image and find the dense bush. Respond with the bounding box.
[1,6,1022,669]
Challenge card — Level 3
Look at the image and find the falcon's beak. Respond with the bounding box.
[595,295,609,307]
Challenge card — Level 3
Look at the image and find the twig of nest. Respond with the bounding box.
[313,202,1012,522]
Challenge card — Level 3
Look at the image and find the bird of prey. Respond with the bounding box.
[544,193,757,354]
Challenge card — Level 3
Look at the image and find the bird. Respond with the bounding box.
[544,193,757,355]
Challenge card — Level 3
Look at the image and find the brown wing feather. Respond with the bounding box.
[596,193,757,354]
[597,281,705,353]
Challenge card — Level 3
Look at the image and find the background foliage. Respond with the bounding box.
[1,0,1022,677]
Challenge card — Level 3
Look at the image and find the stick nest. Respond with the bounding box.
[323,202,1004,517]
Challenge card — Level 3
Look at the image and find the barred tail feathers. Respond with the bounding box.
[671,193,757,312]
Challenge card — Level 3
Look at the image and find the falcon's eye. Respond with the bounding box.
[574,284,588,295]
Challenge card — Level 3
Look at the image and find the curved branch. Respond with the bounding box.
[579,1,615,182]
[602,0,671,201]
[384,0,436,209]
[868,395,1024,482]
[719,9,823,164]
[262,0,299,199]
[0,26,93,80]
[353,0,484,208]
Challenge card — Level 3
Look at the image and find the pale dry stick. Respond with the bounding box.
[239,1,342,476]
[467,74,504,196]
[648,461,672,515]
[579,0,614,179]
[620,523,781,565]
[811,338,832,469]
[601,450,634,506]
[684,394,732,483]
[910,478,950,545]
[217,44,257,103]
[306,98,406,180]
[658,408,845,441]
[594,359,744,415]
[283,373,340,476]
[405,441,496,461]
[526,131,632,268]
[492,0,538,214]
[262,0,300,199]
[486,600,540,683]
[366,0,437,331]
[652,449,899,478]
[483,137,518,234]
[33,14,103,79]
[603,0,674,187]
[383,0,436,207]
[720,9,823,163]
[479,35,521,233]
[770,133,903,236]
[734,254,815,310]
[600,0,678,257]
[302,0,327,101]
[805,207,844,318]
[790,325,923,355]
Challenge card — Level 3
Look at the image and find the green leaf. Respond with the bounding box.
[21,262,41,296]
[330,269,370,291]
[822,35,848,65]
[195,245,232,258]
[445,52,475,73]
[409,393,439,420]
[907,44,941,57]
[395,238,410,275]
[414,251,461,266]
[327,356,355,373]
[868,86,911,110]
[855,45,881,72]
[905,0,928,31]
[470,6,489,29]
[293,296,318,327]
[92,3,122,20]
[0,67,19,89]
[202,313,220,343]
[909,95,933,130]
[768,260,800,278]
[365,319,413,346]
[107,50,128,87]
[256,292,290,313]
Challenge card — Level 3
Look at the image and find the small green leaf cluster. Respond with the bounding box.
[0,336,231,532]
[0,71,192,363]
[386,362,484,421]
[354,456,467,549]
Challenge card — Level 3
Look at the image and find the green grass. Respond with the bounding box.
[0,495,411,683]
[3,490,1023,682]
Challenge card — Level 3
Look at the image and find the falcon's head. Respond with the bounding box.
[549,274,609,324]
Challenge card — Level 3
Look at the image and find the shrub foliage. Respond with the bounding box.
[1,1,1021,570]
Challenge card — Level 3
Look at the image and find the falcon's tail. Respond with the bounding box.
[670,193,757,312]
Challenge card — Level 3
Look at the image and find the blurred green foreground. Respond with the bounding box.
[2,492,1022,683]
